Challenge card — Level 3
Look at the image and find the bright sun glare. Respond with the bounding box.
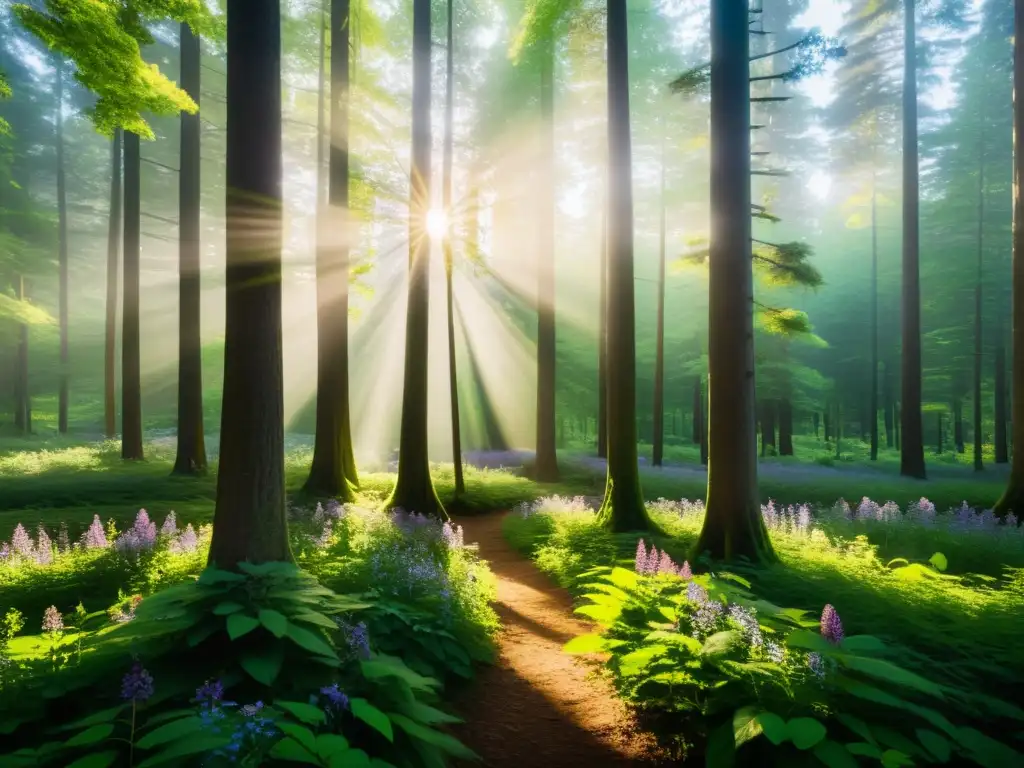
[807,171,832,201]
[426,208,448,240]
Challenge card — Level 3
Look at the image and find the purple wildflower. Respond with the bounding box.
[114,510,158,555]
[42,606,63,633]
[320,684,349,711]
[656,550,677,575]
[197,679,225,705]
[171,524,199,554]
[0,543,9,560]
[728,604,763,647]
[691,599,725,640]
[441,521,464,548]
[314,520,334,548]
[634,539,648,574]
[121,662,154,703]
[160,512,178,539]
[766,640,784,663]
[807,652,825,679]
[679,561,693,580]
[35,526,53,565]
[820,604,844,645]
[337,619,371,659]
[82,515,108,549]
[686,581,708,605]
[11,524,33,558]
[796,504,812,533]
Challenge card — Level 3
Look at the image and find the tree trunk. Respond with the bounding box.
[974,112,986,471]
[596,0,648,532]
[883,361,894,448]
[900,0,927,479]
[443,0,464,495]
[778,397,793,456]
[652,128,666,468]
[894,401,901,450]
[388,0,443,517]
[699,377,708,466]
[535,37,559,483]
[173,21,208,476]
[307,0,360,498]
[995,0,1024,513]
[104,130,122,440]
[823,403,831,441]
[597,175,608,459]
[760,399,776,456]
[813,410,819,438]
[869,166,878,460]
[209,0,292,567]
[954,398,965,453]
[996,325,1008,463]
[55,60,69,435]
[696,0,772,561]
[14,275,29,433]
[121,131,144,461]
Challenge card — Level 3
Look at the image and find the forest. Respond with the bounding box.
[0,0,1023,766]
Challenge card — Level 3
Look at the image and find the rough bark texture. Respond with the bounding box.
[760,399,776,457]
[596,0,649,532]
[443,0,465,495]
[995,0,1024,513]
[535,38,559,483]
[208,0,292,567]
[597,179,608,459]
[652,133,666,468]
[104,130,122,440]
[306,0,359,498]
[696,0,773,562]
[388,0,444,518]
[900,0,927,479]
[121,131,144,461]
[895,401,901,450]
[56,60,69,435]
[778,398,793,456]
[996,328,1008,463]
[173,22,208,476]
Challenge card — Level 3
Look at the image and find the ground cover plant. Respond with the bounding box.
[504,496,1024,765]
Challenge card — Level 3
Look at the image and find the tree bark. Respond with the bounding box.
[996,325,1008,463]
[760,399,776,456]
[894,401,901,451]
[883,360,894,448]
[696,0,773,561]
[121,131,144,461]
[443,0,464,495]
[652,127,666,468]
[596,0,648,532]
[900,0,927,479]
[104,130,122,440]
[209,0,292,567]
[778,397,793,456]
[388,0,444,517]
[173,21,208,476]
[307,0,360,498]
[974,111,986,471]
[869,163,878,460]
[55,59,69,435]
[954,398,965,453]
[14,275,29,434]
[699,377,708,466]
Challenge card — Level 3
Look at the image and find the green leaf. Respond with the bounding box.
[226,613,260,640]
[259,609,290,638]
[836,655,944,697]
[213,601,245,615]
[65,724,114,747]
[58,706,126,731]
[388,713,478,760]
[398,701,462,726]
[187,621,219,648]
[812,740,858,768]
[563,634,608,654]
[957,726,1023,767]
[316,733,350,760]
[605,567,641,591]
[276,701,326,726]
[839,635,887,654]
[785,629,835,654]
[835,679,908,709]
[294,611,341,629]
[65,752,119,768]
[873,728,924,757]
[846,743,883,759]
[138,710,196,730]
[788,718,827,750]
[197,568,246,585]
[757,712,789,746]
[618,644,669,676]
[136,717,205,749]
[835,714,875,744]
[916,729,951,762]
[733,706,764,747]
[360,657,437,691]
[269,737,321,765]
[351,698,393,741]
[240,646,284,685]
[880,750,914,768]
[278,721,319,753]
[928,552,948,572]
[706,720,736,768]
[701,630,743,657]
[136,735,234,767]
[287,623,338,658]
[331,749,371,768]
[574,603,622,624]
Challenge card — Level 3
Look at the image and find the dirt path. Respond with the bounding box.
[448,512,666,768]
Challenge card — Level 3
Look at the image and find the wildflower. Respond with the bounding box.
[320,684,349,712]
[441,521,464,548]
[337,619,371,659]
[36,526,53,565]
[240,702,264,717]
[81,515,109,549]
[313,519,334,548]
[679,561,693,580]
[42,606,63,634]
[856,497,880,522]
[159,512,178,539]
[820,604,844,645]
[807,652,825,679]
[114,510,158,555]
[728,603,763,647]
[766,640,785,664]
[1007,512,1019,528]
[121,661,154,703]
[656,550,677,576]
[691,599,724,641]
[0,543,8,561]
[634,539,648,574]
[197,679,225,705]
[796,504,812,533]
[171,524,199,554]
[11,524,33,558]
[685,581,708,605]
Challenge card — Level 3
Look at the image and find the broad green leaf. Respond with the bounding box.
[269,737,320,765]
[846,742,884,758]
[293,611,341,629]
[658,605,678,623]
[351,698,393,741]
[226,613,260,640]
[701,630,742,657]
[563,634,607,654]
[788,717,827,750]
[259,609,290,638]
[136,717,205,749]
[957,726,1023,767]
[836,714,875,745]
[197,568,246,585]
[605,567,641,591]
[928,552,948,572]
[316,733,349,759]
[785,629,835,654]
[916,729,951,762]
[873,727,924,757]
[389,713,478,760]
[360,658,437,691]
[331,749,371,768]
[66,724,114,747]
[212,601,245,615]
[880,750,914,768]
[278,722,319,754]
[138,710,196,730]
[733,706,764,747]
[813,740,858,768]
[276,701,326,726]
[706,720,736,768]
[574,603,622,624]
[136,735,234,767]
[836,655,944,697]
[618,644,669,676]
[757,712,789,746]
[240,646,284,685]
[716,572,751,588]
[836,678,911,709]
[839,635,887,654]
[58,705,125,731]
[65,752,119,768]
[287,624,337,658]
[398,701,462,726]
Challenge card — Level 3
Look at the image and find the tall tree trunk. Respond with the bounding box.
[14,276,29,433]
[823,402,831,441]
[652,128,666,468]
[760,399,776,456]
[104,130,122,439]
[692,376,702,443]
[778,397,793,456]
[596,0,648,532]
[883,360,894,448]
[936,411,943,454]
[996,325,1008,463]
[121,131,144,461]
[974,113,986,471]
[443,0,464,495]
[894,401,901,450]
[954,398,965,453]
[535,38,559,482]
[55,60,69,435]
[209,0,291,567]
[900,0,927,479]
[696,0,772,561]
[996,0,1024,512]
[307,0,359,498]
[699,376,708,466]
[388,0,443,517]
[869,162,878,460]
[597,177,608,459]
[173,21,207,476]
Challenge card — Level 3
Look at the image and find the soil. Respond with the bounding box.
[448,512,669,768]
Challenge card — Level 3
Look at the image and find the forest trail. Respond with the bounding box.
[448,512,666,768]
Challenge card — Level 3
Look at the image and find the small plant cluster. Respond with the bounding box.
[564,563,1022,767]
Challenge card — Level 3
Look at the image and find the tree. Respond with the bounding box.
[208,0,292,566]
[55,57,68,434]
[306,0,359,499]
[121,128,143,460]
[172,19,207,475]
[652,127,666,467]
[104,130,121,439]
[387,0,444,518]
